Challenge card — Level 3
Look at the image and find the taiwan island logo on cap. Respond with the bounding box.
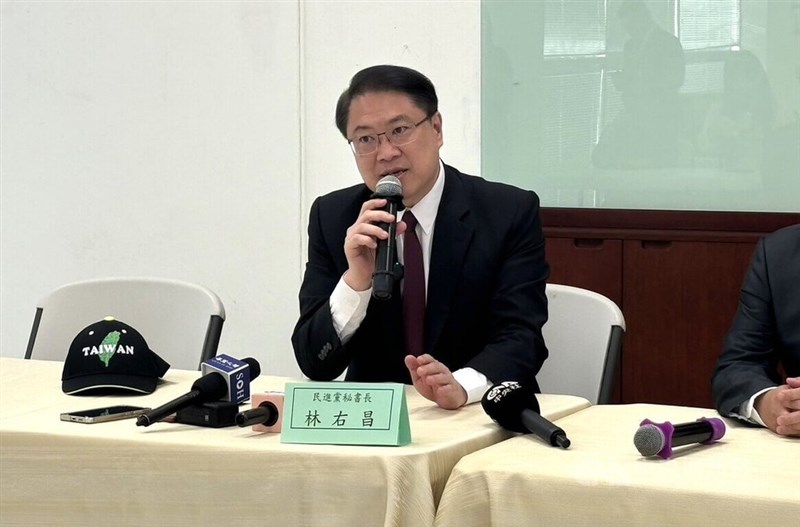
[61,317,170,395]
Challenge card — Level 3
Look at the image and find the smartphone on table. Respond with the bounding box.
[60,405,149,424]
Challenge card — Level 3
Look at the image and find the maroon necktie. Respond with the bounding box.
[402,211,425,356]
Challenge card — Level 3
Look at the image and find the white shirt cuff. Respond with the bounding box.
[738,386,777,427]
[452,367,493,406]
[330,277,372,344]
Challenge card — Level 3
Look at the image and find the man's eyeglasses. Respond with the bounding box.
[348,115,432,156]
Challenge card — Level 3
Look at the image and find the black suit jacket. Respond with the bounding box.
[712,224,800,417]
[291,164,549,388]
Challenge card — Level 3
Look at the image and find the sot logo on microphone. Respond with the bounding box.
[484,381,521,403]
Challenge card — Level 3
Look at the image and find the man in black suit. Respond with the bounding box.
[712,224,800,436]
[292,65,549,410]
[593,0,686,169]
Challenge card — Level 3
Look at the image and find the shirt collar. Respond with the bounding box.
[402,159,444,236]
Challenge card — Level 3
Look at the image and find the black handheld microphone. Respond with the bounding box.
[371,175,404,300]
[482,381,571,449]
[236,392,284,433]
[634,417,726,459]
[236,401,280,428]
[136,355,261,427]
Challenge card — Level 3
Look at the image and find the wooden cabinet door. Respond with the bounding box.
[545,237,622,306]
[621,240,755,407]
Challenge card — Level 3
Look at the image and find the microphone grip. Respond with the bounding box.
[671,420,717,447]
[136,390,200,427]
[372,200,399,300]
[236,401,280,428]
[521,409,571,449]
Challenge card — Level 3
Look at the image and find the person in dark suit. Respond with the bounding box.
[593,0,686,169]
[292,65,549,410]
[712,224,800,437]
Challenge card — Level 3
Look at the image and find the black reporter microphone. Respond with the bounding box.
[236,392,284,433]
[371,175,405,300]
[482,381,571,449]
[634,417,726,459]
[236,401,280,428]
[136,355,261,427]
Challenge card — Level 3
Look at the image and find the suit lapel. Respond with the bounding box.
[425,166,474,354]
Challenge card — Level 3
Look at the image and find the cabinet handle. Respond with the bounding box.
[573,239,604,248]
[641,240,672,250]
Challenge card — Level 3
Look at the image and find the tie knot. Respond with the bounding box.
[404,211,419,231]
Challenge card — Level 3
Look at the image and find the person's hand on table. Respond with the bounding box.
[755,377,800,437]
[404,354,467,410]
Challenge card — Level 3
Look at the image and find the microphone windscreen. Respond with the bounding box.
[241,357,262,380]
[375,175,403,197]
[633,424,666,456]
[191,372,229,400]
[481,381,540,433]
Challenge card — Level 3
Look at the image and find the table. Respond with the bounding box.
[435,403,800,527]
[0,358,590,526]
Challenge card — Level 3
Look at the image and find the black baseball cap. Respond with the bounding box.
[61,317,170,395]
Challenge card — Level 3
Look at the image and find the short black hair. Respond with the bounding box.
[335,65,438,138]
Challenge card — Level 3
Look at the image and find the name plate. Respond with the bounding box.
[280,382,411,446]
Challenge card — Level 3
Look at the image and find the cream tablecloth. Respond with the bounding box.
[435,403,800,527]
[0,358,590,527]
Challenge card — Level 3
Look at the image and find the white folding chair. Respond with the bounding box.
[25,277,225,370]
[538,283,626,404]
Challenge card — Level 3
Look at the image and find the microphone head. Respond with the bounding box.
[375,175,403,199]
[191,372,229,401]
[633,424,668,457]
[481,381,540,433]
[241,357,261,380]
[195,355,262,404]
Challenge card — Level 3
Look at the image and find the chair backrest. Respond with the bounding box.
[25,277,225,370]
[537,283,626,404]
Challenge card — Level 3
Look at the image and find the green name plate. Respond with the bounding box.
[280,382,411,446]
